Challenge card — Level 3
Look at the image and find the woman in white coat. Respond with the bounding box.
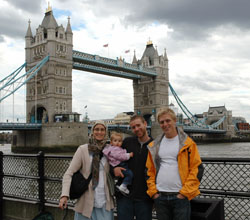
[59,121,114,220]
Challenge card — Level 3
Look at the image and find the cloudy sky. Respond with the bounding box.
[0,0,250,123]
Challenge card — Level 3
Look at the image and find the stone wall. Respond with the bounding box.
[12,122,88,153]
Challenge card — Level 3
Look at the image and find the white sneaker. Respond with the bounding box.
[119,184,129,194]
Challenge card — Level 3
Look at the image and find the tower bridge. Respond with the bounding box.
[0,6,235,152]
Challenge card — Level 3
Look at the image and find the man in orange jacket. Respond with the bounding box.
[146,108,204,220]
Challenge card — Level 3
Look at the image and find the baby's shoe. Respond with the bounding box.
[119,184,129,194]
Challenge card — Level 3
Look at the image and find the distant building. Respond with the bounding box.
[54,113,80,122]
[114,112,134,124]
[169,103,178,115]
[89,119,114,125]
[233,116,246,124]
[89,112,134,126]
[237,123,250,130]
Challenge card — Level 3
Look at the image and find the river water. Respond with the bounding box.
[1,142,250,158]
[197,142,250,158]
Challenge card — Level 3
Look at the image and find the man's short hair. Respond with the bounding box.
[130,115,145,123]
[157,108,177,122]
[110,132,123,141]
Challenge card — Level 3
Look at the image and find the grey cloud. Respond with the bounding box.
[0,1,44,40]
[87,0,250,40]
[5,0,43,13]
[0,35,4,42]
[0,13,26,39]
[174,70,241,94]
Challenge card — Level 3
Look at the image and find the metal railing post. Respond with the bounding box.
[37,151,45,212]
[0,151,3,219]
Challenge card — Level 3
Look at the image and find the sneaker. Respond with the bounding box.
[119,184,130,195]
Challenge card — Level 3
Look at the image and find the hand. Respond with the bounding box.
[177,193,186,199]
[114,167,126,178]
[153,193,160,199]
[130,152,134,157]
[59,196,68,210]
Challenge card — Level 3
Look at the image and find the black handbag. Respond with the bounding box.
[69,170,92,200]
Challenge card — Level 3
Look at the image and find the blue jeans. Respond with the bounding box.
[154,194,190,220]
[74,207,114,220]
[116,196,153,220]
[119,162,133,185]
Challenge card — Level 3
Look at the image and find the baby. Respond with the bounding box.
[103,132,133,194]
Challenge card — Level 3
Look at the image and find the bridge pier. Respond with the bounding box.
[12,122,88,153]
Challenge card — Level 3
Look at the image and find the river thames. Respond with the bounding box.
[1,142,250,158]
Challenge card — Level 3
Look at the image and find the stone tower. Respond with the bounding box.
[133,41,169,124]
[25,5,73,123]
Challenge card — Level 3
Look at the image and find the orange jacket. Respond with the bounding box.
[146,127,204,200]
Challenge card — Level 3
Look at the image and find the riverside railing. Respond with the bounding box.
[0,151,249,220]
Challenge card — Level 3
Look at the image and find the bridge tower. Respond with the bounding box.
[25,5,73,123]
[204,106,235,137]
[133,40,169,125]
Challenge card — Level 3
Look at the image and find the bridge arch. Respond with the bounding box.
[143,113,153,126]
[207,119,224,130]
[29,105,47,123]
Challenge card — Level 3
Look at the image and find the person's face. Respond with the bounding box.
[111,136,122,147]
[159,113,177,138]
[93,124,106,141]
[130,118,147,138]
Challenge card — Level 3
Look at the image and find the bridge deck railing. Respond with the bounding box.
[0,151,249,220]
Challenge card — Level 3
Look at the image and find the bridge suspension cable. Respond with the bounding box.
[0,55,49,102]
[169,83,226,129]
[209,116,226,128]
[169,82,209,128]
[0,62,26,86]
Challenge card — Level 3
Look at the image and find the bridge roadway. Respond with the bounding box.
[0,122,42,130]
[0,122,226,134]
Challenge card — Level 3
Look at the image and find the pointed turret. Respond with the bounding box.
[66,16,73,34]
[25,20,33,51]
[25,20,33,38]
[41,4,58,30]
[154,45,159,57]
[153,45,159,66]
[46,11,58,29]
[132,50,137,64]
[141,40,157,66]
[66,16,73,44]
[164,48,168,61]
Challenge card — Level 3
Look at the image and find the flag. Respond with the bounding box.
[125,50,130,53]
[103,44,109,47]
